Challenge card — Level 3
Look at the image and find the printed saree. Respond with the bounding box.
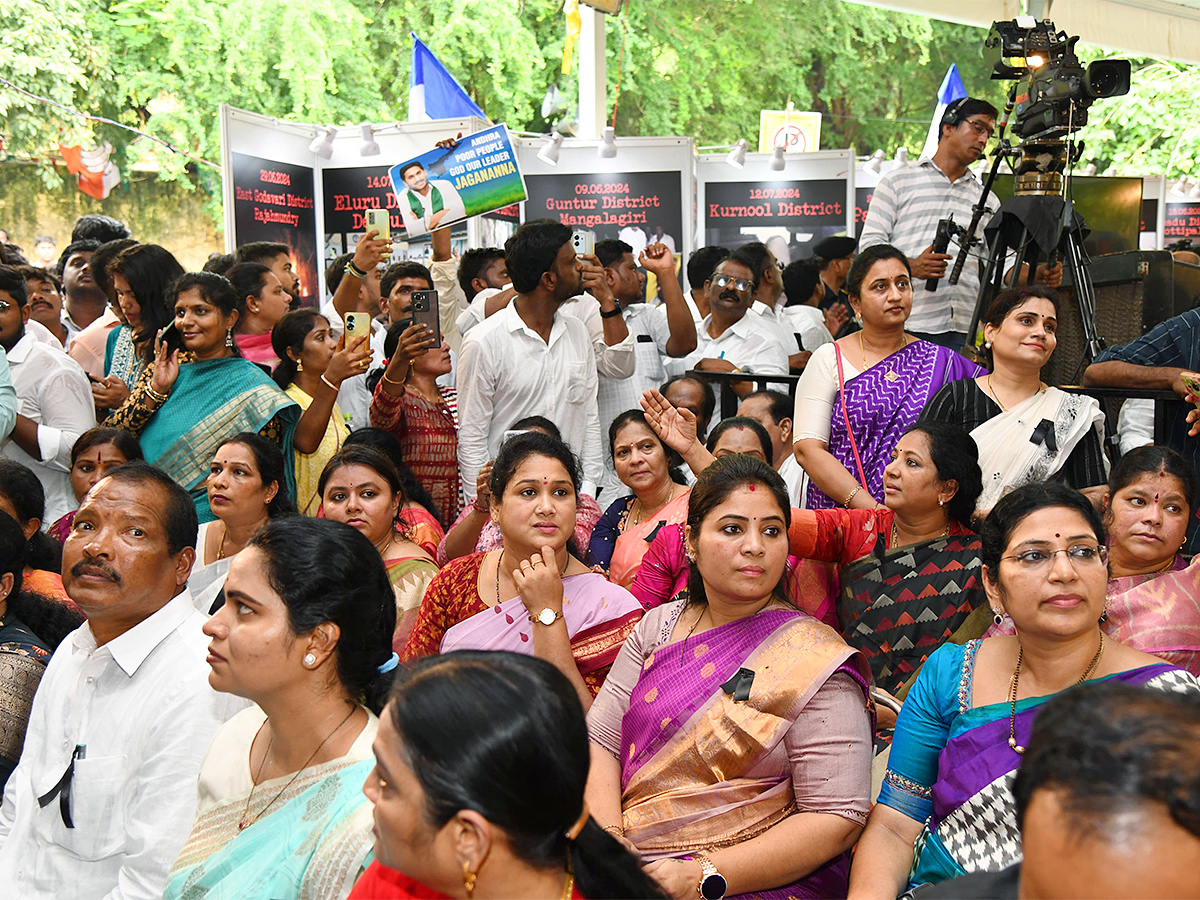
[879,640,1200,887]
[972,387,1105,512]
[165,709,376,900]
[836,531,988,694]
[0,617,51,790]
[620,608,871,899]
[403,554,641,697]
[140,357,300,522]
[386,553,440,653]
[806,340,983,509]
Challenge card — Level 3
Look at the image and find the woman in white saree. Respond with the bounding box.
[919,286,1107,513]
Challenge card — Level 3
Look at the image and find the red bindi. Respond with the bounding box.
[748,484,756,491]
[1055,533,1060,538]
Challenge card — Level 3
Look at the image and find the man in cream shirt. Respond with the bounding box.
[0,463,243,899]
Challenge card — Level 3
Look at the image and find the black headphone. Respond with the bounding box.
[941,98,970,129]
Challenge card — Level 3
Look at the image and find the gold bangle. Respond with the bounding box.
[843,486,861,507]
[319,374,338,392]
[381,361,412,387]
[146,385,168,405]
[602,825,624,837]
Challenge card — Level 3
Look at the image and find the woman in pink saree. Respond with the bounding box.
[402,431,642,707]
[586,455,873,900]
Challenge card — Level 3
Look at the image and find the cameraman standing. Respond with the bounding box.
[860,96,1061,351]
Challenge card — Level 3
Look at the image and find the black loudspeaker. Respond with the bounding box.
[1040,251,1200,386]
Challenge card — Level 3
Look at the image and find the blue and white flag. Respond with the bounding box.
[919,64,967,161]
[408,33,488,122]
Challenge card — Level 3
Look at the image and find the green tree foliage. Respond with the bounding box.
[2,0,1197,225]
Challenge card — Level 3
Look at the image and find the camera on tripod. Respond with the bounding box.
[986,18,1131,196]
[988,16,1131,142]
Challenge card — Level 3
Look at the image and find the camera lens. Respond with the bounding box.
[1085,60,1132,98]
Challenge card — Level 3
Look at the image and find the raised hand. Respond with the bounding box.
[150,327,180,396]
[639,242,675,275]
[353,229,392,273]
[511,545,565,620]
[322,333,373,387]
[577,253,616,306]
[640,388,698,456]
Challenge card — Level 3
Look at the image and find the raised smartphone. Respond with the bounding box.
[365,208,390,241]
[344,312,372,340]
[571,229,596,257]
[411,289,441,346]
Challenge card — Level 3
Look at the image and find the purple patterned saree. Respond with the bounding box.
[806,340,984,509]
[619,609,871,899]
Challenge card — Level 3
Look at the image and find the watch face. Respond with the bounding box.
[700,873,727,900]
[537,608,559,626]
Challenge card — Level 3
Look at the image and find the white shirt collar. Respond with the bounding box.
[502,299,564,344]
[73,590,197,678]
[5,331,36,364]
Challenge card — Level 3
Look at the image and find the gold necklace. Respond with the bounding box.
[631,483,676,528]
[216,523,230,561]
[860,331,908,383]
[493,548,569,604]
[561,873,574,900]
[238,706,358,830]
[1007,632,1104,753]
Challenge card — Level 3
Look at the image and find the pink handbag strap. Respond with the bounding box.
[833,342,870,491]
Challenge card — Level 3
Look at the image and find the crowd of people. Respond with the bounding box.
[0,96,1197,900]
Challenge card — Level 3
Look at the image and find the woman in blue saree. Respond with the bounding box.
[105,271,299,521]
[847,482,1200,898]
[165,517,399,900]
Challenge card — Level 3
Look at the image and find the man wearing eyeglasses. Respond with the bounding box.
[861,97,1059,351]
[668,257,790,398]
[0,464,244,899]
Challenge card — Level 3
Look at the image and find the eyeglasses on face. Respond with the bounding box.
[712,274,752,293]
[1000,544,1107,571]
[964,118,995,140]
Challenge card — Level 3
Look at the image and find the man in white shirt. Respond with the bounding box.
[0,463,241,899]
[0,266,95,523]
[617,224,649,258]
[56,240,108,344]
[669,257,790,399]
[595,239,696,494]
[457,220,616,499]
[738,390,807,506]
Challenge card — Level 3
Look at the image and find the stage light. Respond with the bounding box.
[894,147,909,167]
[597,127,617,159]
[769,145,786,171]
[864,149,885,175]
[1170,177,1189,195]
[726,139,749,169]
[359,124,380,157]
[309,126,335,159]
[537,133,563,166]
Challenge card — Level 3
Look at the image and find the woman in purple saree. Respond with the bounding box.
[586,456,873,900]
[793,244,983,510]
[847,483,1200,898]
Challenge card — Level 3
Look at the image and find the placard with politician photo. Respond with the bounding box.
[388,124,527,237]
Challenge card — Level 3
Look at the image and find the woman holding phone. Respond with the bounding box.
[272,309,372,515]
[369,320,460,527]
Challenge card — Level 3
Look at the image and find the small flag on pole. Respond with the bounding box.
[919,64,967,161]
[408,33,487,122]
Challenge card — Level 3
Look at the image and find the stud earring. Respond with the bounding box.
[462,861,476,899]
[984,341,992,349]
[938,497,945,507]
[225,328,234,348]
[993,609,1004,626]
[303,653,317,667]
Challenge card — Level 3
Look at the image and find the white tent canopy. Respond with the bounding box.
[843,0,1200,66]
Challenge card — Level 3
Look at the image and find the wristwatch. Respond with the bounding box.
[529,608,564,626]
[693,851,727,900]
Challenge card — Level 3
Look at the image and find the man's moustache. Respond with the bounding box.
[71,557,120,583]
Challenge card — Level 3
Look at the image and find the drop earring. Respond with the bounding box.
[984,341,992,349]
[225,328,234,348]
[461,861,476,899]
[993,609,1004,626]
[1099,606,1109,625]
[296,359,304,372]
